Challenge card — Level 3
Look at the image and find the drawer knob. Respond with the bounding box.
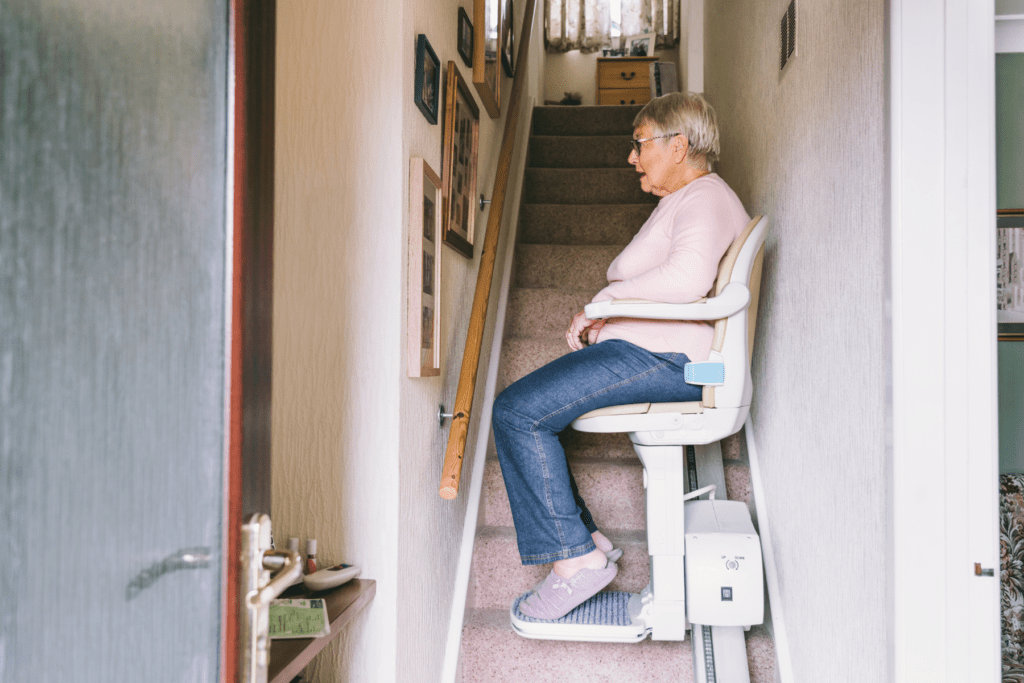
[620,71,636,80]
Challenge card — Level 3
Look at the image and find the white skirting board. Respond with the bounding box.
[744,416,794,683]
[440,95,535,683]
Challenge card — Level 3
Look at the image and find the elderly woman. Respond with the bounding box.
[491,92,751,621]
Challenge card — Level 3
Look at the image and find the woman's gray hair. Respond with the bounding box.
[634,92,720,170]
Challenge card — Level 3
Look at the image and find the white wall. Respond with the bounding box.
[273,1,540,682]
[273,2,404,681]
[704,0,888,681]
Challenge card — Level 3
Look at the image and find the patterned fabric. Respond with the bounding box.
[544,0,679,53]
[1002,474,1024,681]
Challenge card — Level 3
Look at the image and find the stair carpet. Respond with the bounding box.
[460,106,775,682]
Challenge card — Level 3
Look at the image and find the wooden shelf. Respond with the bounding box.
[268,579,376,683]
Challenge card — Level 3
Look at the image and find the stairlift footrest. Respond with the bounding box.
[684,361,725,386]
[510,591,649,643]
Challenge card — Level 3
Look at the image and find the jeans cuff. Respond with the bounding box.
[519,539,597,566]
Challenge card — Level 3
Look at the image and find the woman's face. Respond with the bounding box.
[628,124,677,197]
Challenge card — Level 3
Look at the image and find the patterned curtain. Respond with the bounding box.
[545,0,680,54]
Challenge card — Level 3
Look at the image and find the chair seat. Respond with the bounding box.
[572,402,748,445]
[576,401,704,420]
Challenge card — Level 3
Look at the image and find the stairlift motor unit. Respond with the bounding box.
[683,499,764,628]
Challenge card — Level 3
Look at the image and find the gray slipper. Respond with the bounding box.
[605,547,623,563]
[518,561,618,621]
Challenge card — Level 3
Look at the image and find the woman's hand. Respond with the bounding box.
[566,311,606,351]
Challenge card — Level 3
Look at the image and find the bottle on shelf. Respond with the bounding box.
[305,539,318,575]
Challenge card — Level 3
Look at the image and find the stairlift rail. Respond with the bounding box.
[439,0,538,499]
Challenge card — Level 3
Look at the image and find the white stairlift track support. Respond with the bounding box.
[635,442,689,640]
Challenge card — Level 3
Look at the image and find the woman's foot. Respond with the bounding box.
[518,556,618,620]
[553,547,607,579]
[591,530,623,563]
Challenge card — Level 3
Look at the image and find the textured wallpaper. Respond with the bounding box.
[273,1,405,682]
[704,0,888,680]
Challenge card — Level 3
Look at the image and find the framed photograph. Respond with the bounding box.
[415,34,441,124]
[458,7,474,67]
[998,211,1024,340]
[441,61,480,259]
[626,32,657,57]
[501,0,515,78]
[473,0,501,118]
[408,157,443,376]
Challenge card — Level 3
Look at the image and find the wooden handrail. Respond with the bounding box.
[439,0,538,499]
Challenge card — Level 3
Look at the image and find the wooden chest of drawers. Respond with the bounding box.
[596,56,657,106]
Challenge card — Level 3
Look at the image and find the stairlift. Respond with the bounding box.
[510,216,769,683]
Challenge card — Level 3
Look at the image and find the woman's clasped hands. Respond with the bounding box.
[566,311,606,351]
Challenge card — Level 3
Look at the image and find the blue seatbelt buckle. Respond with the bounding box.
[684,362,725,386]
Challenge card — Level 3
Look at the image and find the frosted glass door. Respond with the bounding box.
[1,1,230,680]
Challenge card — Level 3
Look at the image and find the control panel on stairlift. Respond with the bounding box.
[684,497,763,628]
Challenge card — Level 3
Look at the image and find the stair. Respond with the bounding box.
[460,105,775,682]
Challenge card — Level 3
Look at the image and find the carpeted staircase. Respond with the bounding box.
[459,105,776,682]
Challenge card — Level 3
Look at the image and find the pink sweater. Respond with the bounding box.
[591,173,750,360]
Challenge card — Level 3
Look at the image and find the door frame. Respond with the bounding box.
[890,0,1000,680]
[224,1,276,681]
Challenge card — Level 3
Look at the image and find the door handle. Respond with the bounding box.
[239,513,303,683]
[248,549,302,608]
[125,546,212,600]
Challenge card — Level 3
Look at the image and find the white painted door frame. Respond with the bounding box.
[891,0,1001,680]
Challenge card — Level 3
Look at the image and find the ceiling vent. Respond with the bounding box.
[780,0,797,71]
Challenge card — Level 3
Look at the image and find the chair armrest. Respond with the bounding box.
[583,282,751,321]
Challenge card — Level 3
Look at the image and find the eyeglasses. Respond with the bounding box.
[630,133,681,156]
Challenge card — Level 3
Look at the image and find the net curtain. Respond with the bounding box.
[544,0,680,53]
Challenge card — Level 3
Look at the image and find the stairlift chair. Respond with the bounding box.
[511,216,769,683]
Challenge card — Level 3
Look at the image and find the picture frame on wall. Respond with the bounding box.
[441,61,480,259]
[626,32,657,57]
[473,0,501,118]
[458,7,474,67]
[501,0,515,78]
[414,34,441,124]
[408,157,443,376]
[998,211,1024,340]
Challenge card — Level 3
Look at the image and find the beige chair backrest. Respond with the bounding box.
[702,216,767,408]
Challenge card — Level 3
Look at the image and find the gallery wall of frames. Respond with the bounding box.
[408,0,516,377]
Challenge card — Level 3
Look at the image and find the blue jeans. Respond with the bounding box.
[492,339,702,565]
